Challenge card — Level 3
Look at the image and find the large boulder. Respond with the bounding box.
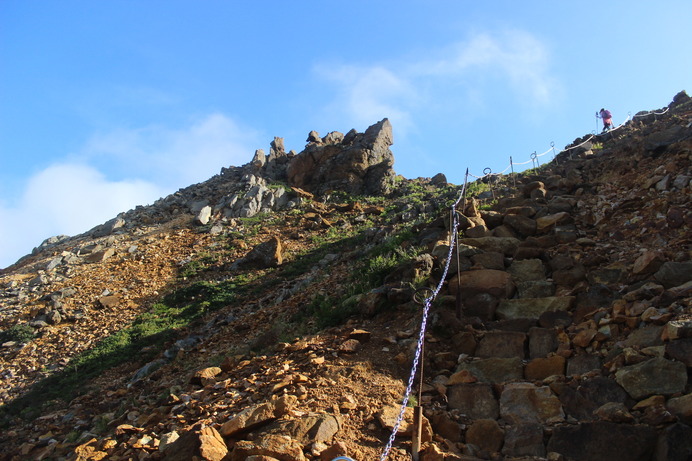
[547,422,656,461]
[286,119,395,195]
[614,358,687,399]
[231,236,284,269]
[164,425,228,461]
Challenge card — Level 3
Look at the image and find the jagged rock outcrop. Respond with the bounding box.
[285,118,395,195]
[0,92,690,461]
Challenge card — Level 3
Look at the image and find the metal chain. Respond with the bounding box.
[633,107,669,117]
[378,105,666,459]
[467,110,650,179]
[379,179,467,461]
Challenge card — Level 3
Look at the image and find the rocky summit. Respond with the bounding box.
[0,93,690,461]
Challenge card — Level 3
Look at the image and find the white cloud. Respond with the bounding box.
[0,113,261,269]
[0,164,165,269]
[313,63,418,135]
[314,29,561,130]
[83,113,261,191]
[443,30,558,107]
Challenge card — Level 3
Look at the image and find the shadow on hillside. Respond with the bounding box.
[0,229,373,424]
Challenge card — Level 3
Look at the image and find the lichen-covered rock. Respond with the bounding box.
[615,357,687,399]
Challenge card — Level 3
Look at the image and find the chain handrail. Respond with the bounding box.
[377,104,670,460]
[633,107,669,117]
[467,111,645,178]
[379,175,468,461]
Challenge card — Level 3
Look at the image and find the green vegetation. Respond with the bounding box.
[287,226,423,332]
[0,324,35,344]
[0,182,445,424]
[278,221,368,280]
[356,244,421,290]
[249,319,303,353]
[465,179,491,197]
[267,181,289,192]
[231,212,285,237]
[179,251,222,278]
[478,199,498,211]
[0,277,252,421]
[300,293,359,330]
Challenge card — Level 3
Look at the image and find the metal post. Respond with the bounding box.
[412,331,425,460]
[412,405,423,460]
[454,209,463,319]
[462,168,469,217]
[483,167,495,201]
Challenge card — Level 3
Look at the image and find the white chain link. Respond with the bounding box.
[467,107,662,178]
[379,182,466,461]
[378,104,664,458]
[633,107,669,117]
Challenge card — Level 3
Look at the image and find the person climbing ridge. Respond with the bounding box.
[597,108,613,133]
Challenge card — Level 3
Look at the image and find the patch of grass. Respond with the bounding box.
[465,179,491,197]
[0,278,251,422]
[325,190,354,203]
[237,212,283,228]
[478,199,498,211]
[249,319,306,353]
[178,246,241,279]
[64,430,83,444]
[279,228,367,280]
[0,324,35,344]
[292,293,360,331]
[357,242,423,290]
[359,252,400,288]
[287,226,423,333]
[309,224,352,246]
[179,259,207,279]
[267,181,289,192]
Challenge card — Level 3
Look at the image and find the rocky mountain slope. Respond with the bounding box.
[0,92,691,461]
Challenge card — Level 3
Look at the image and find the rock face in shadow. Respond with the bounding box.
[285,118,395,195]
[1,91,691,461]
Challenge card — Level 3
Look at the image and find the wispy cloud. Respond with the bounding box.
[314,29,561,131]
[313,63,419,135]
[425,30,559,107]
[83,113,261,190]
[0,164,165,268]
[0,113,261,268]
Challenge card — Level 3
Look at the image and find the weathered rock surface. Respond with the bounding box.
[1,92,691,461]
[286,118,395,195]
[615,357,687,399]
[547,422,657,461]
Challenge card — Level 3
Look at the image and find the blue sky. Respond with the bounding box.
[1,1,690,268]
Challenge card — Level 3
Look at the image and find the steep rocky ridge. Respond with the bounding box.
[0,94,690,461]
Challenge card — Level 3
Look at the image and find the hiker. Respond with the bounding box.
[597,108,614,133]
